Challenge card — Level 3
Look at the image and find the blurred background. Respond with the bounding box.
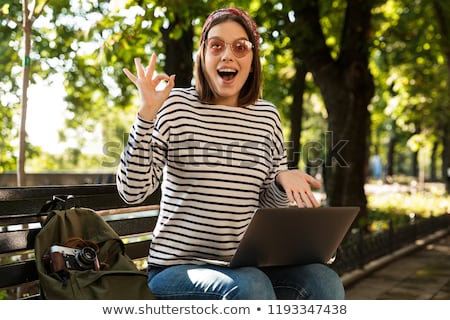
[1,0,450,229]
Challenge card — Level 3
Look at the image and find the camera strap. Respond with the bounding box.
[64,237,99,252]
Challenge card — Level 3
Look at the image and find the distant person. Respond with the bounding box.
[117,7,344,299]
[371,154,383,180]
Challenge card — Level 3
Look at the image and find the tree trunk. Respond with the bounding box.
[430,141,438,181]
[411,151,419,178]
[292,0,375,225]
[287,61,307,169]
[321,63,372,211]
[386,128,396,178]
[161,16,194,88]
[433,0,450,192]
[17,0,32,187]
[443,126,450,193]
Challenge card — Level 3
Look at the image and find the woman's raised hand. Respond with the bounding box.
[122,53,175,121]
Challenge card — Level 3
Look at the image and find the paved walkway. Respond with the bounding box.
[343,230,450,300]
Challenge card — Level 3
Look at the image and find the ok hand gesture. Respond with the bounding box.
[123,53,175,121]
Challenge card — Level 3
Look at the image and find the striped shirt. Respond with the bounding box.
[117,87,289,267]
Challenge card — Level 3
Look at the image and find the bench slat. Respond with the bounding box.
[124,240,152,260]
[0,184,118,201]
[0,229,40,253]
[0,260,38,288]
[0,215,158,254]
[107,216,158,236]
[0,184,161,216]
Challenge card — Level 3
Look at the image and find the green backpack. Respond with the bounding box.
[34,198,154,300]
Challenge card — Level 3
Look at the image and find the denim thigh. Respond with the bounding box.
[261,263,345,300]
[148,264,277,300]
[148,263,344,300]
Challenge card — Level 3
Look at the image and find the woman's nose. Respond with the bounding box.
[221,44,234,61]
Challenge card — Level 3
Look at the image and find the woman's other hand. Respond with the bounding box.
[276,170,322,208]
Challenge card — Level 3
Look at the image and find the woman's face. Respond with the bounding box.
[203,20,253,107]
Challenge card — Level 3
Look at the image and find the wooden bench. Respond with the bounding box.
[0,184,161,299]
[2,183,449,300]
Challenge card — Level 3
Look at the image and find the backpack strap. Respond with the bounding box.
[39,195,81,226]
[40,195,80,213]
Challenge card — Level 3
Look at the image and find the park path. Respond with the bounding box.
[344,231,450,299]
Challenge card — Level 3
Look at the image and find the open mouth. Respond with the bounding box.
[218,68,238,81]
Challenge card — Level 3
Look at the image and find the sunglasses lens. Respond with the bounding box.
[207,39,225,55]
[231,40,250,58]
[206,39,253,58]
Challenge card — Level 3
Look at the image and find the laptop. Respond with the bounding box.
[227,206,360,268]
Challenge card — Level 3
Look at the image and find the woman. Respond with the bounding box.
[117,7,344,300]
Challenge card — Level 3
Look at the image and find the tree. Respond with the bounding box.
[1,0,49,185]
[371,0,450,188]
[254,1,327,172]
[289,0,376,223]
[433,0,450,192]
[59,1,219,159]
[2,0,449,203]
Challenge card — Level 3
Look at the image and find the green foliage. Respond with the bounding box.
[0,1,21,172]
[0,290,8,300]
[369,191,449,218]
[1,0,450,187]
[367,182,450,231]
[370,0,450,175]
[0,103,16,172]
[26,148,115,173]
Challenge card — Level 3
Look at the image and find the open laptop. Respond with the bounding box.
[227,206,360,268]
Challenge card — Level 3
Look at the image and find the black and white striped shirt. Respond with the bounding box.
[117,87,289,267]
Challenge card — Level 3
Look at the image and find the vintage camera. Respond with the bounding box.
[49,245,100,272]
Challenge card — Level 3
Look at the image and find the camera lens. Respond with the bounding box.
[75,246,97,269]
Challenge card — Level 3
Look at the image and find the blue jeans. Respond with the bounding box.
[148,263,344,300]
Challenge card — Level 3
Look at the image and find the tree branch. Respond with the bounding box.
[290,0,334,72]
[0,11,23,30]
[28,0,36,20]
[34,0,51,20]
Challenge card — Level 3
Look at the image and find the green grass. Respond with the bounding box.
[366,182,450,232]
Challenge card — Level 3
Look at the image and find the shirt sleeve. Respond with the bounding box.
[259,109,290,208]
[116,115,166,204]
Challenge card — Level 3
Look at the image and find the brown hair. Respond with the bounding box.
[194,8,262,107]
